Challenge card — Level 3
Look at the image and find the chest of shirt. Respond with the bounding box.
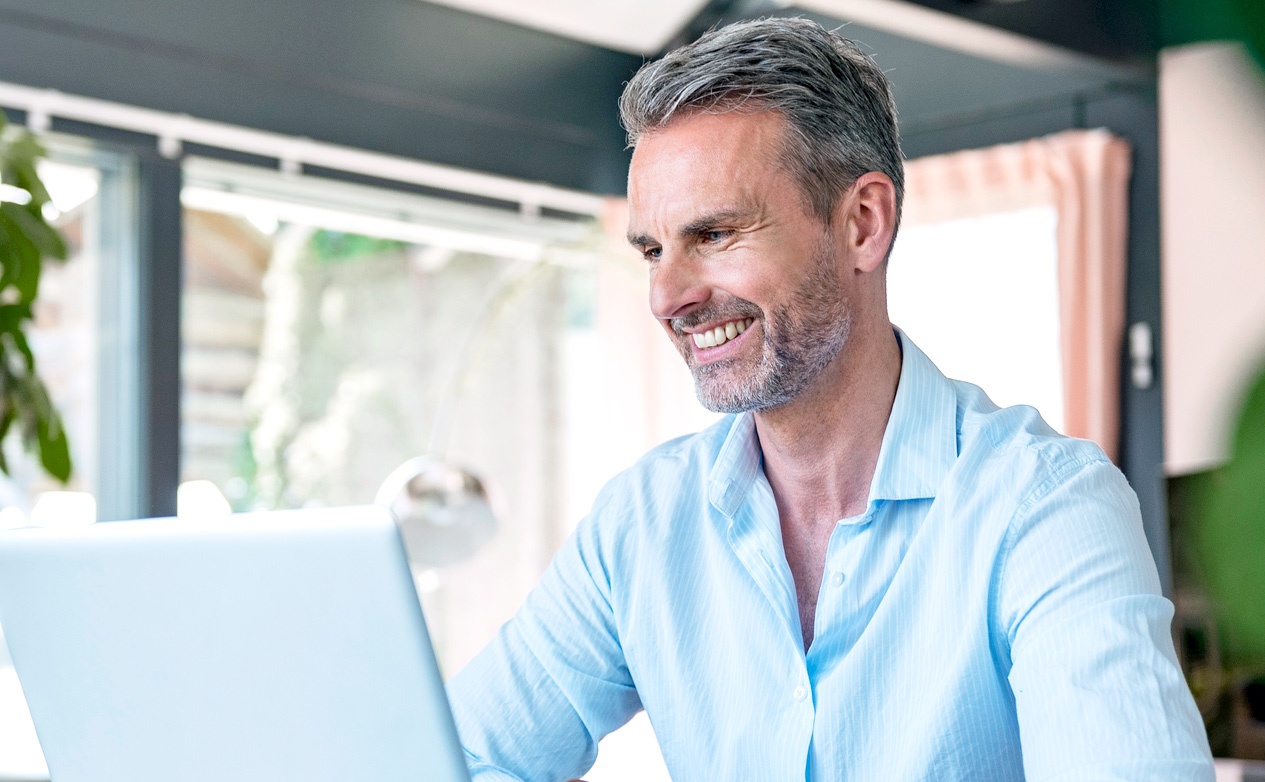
[609,485,1025,779]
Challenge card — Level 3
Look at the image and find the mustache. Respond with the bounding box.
[669,300,764,336]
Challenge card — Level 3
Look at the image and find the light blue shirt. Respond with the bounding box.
[448,331,1213,781]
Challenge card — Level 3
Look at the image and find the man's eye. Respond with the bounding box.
[701,230,730,244]
[642,247,662,261]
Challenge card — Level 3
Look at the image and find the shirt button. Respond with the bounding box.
[793,685,808,702]
[830,571,845,587]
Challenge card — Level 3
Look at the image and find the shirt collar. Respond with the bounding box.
[708,328,958,517]
[867,328,958,502]
[709,413,763,518]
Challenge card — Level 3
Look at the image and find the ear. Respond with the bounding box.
[835,172,897,275]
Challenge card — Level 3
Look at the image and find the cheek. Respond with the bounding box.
[704,251,795,308]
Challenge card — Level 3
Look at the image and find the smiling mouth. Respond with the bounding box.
[691,318,754,349]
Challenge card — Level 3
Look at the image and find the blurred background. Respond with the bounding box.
[0,0,1261,779]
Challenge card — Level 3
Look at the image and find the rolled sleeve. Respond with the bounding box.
[447,485,641,782]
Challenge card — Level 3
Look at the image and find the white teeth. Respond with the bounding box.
[693,319,754,350]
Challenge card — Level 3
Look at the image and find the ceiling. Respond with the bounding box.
[422,0,714,55]
[0,0,1155,195]
[415,0,1158,62]
[409,0,1146,136]
[409,0,1148,139]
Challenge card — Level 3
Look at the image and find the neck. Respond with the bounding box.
[753,318,902,524]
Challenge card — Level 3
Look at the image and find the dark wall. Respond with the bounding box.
[0,1,641,194]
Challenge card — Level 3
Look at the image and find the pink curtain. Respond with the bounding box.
[903,130,1132,461]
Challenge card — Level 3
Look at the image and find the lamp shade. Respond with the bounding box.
[375,456,497,568]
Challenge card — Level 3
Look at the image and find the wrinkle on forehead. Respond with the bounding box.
[626,112,792,245]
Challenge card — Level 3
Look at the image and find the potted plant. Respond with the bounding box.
[0,109,71,483]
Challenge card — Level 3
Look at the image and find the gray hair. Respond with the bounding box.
[619,17,904,235]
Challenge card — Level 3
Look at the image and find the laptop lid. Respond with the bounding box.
[0,506,471,782]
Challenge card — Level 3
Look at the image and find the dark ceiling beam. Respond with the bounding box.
[660,0,1157,71]
[0,0,642,194]
[864,0,1158,63]
[658,0,784,55]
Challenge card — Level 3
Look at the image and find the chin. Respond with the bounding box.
[694,374,769,414]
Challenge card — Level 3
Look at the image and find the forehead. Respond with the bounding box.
[626,111,794,232]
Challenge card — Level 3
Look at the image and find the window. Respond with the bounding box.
[177,159,695,781]
[888,205,1064,432]
[0,137,139,782]
[179,159,604,670]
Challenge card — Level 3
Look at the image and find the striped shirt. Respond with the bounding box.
[447,330,1213,781]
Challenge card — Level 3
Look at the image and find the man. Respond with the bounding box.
[448,17,1213,781]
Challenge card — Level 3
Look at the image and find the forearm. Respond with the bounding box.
[448,621,600,782]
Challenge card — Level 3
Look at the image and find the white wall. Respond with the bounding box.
[1161,42,1265,475]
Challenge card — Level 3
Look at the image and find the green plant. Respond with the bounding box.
[1194,361,1265,668]
[309,230,406,263]
[0,110,71,482]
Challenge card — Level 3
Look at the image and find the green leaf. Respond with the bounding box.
[0,116,75,484]
[0,212,41,303]
[0,303,33,333]
[0,228,16,291]
[1,202,67,260]
[0,402,13,477]
[3,137,51,207]
[37,406,71,482]
[9,328,35,372]
[13,376,37,453]
[24,372,52,423]
[1195,361,1265,664]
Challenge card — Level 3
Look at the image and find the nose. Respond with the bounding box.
[649,252,710,322]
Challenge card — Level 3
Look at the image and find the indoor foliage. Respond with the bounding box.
[0,110,71,481]
[1195,363,1265,669]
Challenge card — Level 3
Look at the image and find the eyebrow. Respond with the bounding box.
[626,207,756,248]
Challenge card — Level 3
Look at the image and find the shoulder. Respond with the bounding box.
[571,415,733,549]
[951,378,1121,506]
[590,415,733,511]
[942,379,1143,568]
[540,417,732,607]
[947,379,1153,589]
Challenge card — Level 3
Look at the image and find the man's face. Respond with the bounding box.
[626,110,853,413]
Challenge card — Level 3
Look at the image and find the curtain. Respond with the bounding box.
[904,129,1132,460]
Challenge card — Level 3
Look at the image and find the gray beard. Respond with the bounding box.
[671,239,853,414]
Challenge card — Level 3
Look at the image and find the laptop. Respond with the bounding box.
[0,506,471,782]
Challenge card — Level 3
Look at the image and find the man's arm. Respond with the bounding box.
[446,496,642,782]
[997,455,1213,782]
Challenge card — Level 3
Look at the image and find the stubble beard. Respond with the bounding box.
[671,238,853,414]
